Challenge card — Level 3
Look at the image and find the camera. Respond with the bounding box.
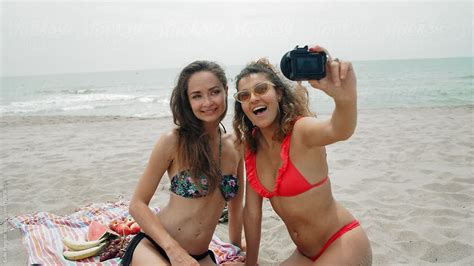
[280,45,327,81]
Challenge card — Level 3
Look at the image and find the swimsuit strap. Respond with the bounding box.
[217,128,222,175]
[303,220,360,261]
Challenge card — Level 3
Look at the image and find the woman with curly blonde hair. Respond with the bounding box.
[233,45,372,265]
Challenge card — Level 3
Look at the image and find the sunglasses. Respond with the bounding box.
[233,82,275,103]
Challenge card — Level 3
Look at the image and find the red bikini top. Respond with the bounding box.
[245,129,329,199]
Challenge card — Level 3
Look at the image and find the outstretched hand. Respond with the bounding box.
[307,45,357,103]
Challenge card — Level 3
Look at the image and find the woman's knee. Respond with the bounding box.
[281,250,313,266]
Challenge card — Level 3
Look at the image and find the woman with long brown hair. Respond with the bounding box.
[122,61,244,265]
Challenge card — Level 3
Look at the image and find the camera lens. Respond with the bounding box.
[280,51,292,80]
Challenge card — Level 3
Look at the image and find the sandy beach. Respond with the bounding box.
[2,105,473,265]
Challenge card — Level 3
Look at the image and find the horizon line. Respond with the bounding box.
[2,55,472,78]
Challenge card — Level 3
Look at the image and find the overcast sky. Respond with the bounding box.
[1,1,472,76]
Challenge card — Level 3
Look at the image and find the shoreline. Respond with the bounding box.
[1,104,472,126]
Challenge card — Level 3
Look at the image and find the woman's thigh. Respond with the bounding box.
[131,238,170,265]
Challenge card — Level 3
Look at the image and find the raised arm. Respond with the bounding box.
[227,153,244,248]
[296,45,357,147]
[243,179,263,266]
[129,131,198,265]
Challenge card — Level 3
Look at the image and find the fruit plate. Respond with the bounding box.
[8,200,159,265]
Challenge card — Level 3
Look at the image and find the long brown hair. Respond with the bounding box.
[170,60,228,192]
[233,58,313,153]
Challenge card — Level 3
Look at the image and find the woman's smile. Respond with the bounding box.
[252,105,268,116]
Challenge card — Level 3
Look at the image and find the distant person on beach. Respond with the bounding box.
[233,45,372,265]
[122,61,244,265]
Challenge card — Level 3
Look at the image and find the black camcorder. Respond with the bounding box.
[280,45,327,81]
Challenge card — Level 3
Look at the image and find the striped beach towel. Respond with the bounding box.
[9,200,245,265]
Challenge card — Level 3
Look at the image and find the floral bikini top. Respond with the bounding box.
[169,130,239,201]
[170,171,238,201]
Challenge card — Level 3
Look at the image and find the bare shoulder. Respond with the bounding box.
[293,116,319,132]
[159,128,179,143]
[153,128,179,156]
[293,116,319,133]
[222,131,237,143]
[222,132,243,156]
[292,116,326,147]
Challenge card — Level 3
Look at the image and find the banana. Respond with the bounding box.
[63,236,104,251]
[63,243,105,261]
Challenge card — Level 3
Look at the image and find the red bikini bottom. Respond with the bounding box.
[298,220,360,261]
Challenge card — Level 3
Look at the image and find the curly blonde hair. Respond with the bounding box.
[233,58,314,153]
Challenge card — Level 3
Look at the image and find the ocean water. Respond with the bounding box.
[1,57,472,118]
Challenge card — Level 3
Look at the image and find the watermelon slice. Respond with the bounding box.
[88,221,118,241]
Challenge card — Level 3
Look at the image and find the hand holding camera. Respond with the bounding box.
[280,45,356,103]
